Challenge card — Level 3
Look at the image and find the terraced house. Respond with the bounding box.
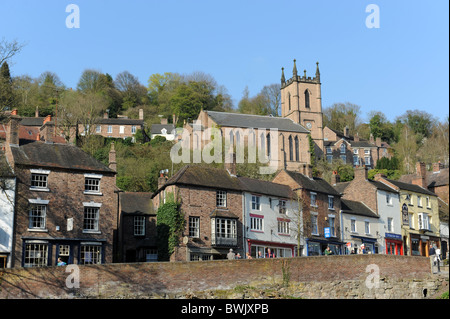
[4,116,118,267]
[374,162,440,257]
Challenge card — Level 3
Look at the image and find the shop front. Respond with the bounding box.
[347,235,378,254]
[385,232,403,255]
[409,233,440,257]
[247,239,297,258]
[306,238,343,256]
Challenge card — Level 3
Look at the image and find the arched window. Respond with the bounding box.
[340,143,346,154]
[229,130,234,145]
[304,89,310,108]
[288,136,293,161]
[295,136,299,161]
[266,133,271,158]
[236,131,240,147]
[260,133,265,155]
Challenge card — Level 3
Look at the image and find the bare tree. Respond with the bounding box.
[0,38,25,65]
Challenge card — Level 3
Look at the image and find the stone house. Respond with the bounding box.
[4,116,118,267]
[117,192,156,263]
[373,162,440,257]
[152,165,244,261]
[334,167,402,255]
[272,165,344,255]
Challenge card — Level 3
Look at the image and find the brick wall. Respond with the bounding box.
[0,255,432,299]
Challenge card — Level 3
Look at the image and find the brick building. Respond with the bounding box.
[117,192,157,262]
[152,165,244,261]
[4,116,118,267]
[272,165,344,255]
[323,127,392,168]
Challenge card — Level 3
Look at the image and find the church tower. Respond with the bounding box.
[280,59,324,159]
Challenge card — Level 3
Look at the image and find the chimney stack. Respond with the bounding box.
[40,122,54,143]
[158,170,168,189]
[412,162,427,189]
[108,142,117,171]
[433,162,442,173]
[139,109,144,120]
[354,166,368,181]
[6,116,21,146]
[35,106,39,118]
[375,137,382,147]
[344,126,349,138]
[331,170,340,186]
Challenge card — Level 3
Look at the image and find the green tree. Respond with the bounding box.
[0,61,14,111]
[368,111,395,144]
[323,102,362,134]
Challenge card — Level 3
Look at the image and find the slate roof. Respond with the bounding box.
[333,179,398,194]
[380,178,437,196]
[120,192,154,215]
[341,199,379,218]
[97,118,144,125]
[237,176,295,199]
[9,141,114,173]
[153,165,242,197]
[206,111,309,133]
[152,165,297,199]
[281,169,341,196]
[150,124,176,135]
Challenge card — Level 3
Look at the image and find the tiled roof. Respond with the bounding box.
[9,141,114,173]
[282,169,341,196]
[120,192,154,215]
[341,199,379,218]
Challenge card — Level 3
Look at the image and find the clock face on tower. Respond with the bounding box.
[306,122,312,129]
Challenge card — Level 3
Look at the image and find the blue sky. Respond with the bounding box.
[1,0,448,122]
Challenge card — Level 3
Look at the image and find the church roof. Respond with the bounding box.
[206,111,309,133]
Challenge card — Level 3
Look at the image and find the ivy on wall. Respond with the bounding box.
[156,193,185,261]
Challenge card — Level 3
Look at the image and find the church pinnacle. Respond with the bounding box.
[293,59,298,77]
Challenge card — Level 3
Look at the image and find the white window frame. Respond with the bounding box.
[107,125,113,134]
[328,196,335,210]
[84,173,102,195]
[30,169,50,191]
[418,213,429,230]
[310,192,317,207]
[96,125,101,133]
[131,125,137,134]
[278,200,287,214]
[365,220,370,234]
[28,200,49,230]
[340,143,346,154]
[350,218,357,233]
[277,219,290,235]
[216,190,227,207]
[119,126,125,134]
[134,216,145,236]
[387,217,394,232]
[417,196,422,207]
[251,195,261,210]
[82,202,101,233]
[250,215,264,232]
[311,212,319,235]
[189,216,200,238]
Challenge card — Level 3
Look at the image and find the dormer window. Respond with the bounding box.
[340,143,346,154]
[161,128,167,135]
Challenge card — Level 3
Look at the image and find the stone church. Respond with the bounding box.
[183,59,390,173]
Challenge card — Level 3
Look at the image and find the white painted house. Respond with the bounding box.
[340,199,380,254]
[238,176,301,258]
[0,157,16,268]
